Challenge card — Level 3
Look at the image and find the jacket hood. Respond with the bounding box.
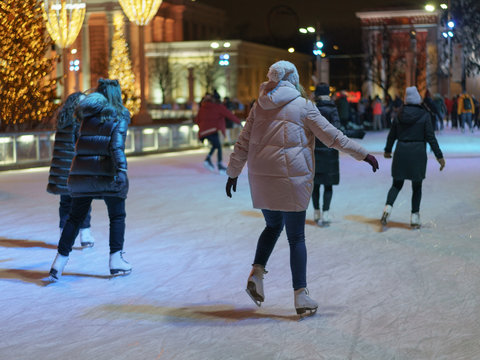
[76,93,116,121]
[399,104,425,125]
[257,81,301,110]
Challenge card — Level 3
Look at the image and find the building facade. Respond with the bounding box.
[356,9,479,100]
[56,0,311,114]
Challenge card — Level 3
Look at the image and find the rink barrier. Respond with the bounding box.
[0,123,205,171]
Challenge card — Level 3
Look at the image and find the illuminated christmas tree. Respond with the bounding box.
[108,12,140,116]
[0,0,58,131]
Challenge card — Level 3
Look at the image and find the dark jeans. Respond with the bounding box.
[57,196,126,256]
[460,113,473,131]
[59,195,91,229]
[312,184,333,211]
[253,209,307,290]
[203,133,222,163]
[386,179,422,213]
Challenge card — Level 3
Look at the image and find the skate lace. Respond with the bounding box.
[119,251,129,263]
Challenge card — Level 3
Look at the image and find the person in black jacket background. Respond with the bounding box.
[49,79,131,281]
[46,91,96,248]
[381,86,445,228]
[311,83,341,226]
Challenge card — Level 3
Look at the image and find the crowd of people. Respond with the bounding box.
[46,60,471,317]
[354,90,478,133]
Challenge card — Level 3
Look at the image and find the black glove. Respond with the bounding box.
[363,154,379,172]
[226,177,237,198]
[384,152,392,158]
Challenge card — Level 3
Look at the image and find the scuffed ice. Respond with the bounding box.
[0,130,479,359]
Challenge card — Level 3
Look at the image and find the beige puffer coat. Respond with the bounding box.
[226,81,369,211]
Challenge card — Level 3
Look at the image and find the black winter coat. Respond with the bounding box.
[385,104,443,181]
[46,122,79,195]
[67,103,130,199]
[314,98,341,185]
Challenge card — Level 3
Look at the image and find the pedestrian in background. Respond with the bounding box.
[46,91,95,248]
[381,86,445,229]
[195,93,241,174]
[457,91,475,133]
[49,79,132,281]
[225,60,379,316]
[311,82,341,226]
[372,95,383,130]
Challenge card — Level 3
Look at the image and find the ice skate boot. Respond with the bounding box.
[109,251,132,276]
[217,162,228,175]
[321,210,331,227]
[48,253,69,282]
[411,212,421,229]
[381,205,392,226]
[203,157,216,172]
[294,288,318,317]
[79,228,95,248]
[313,209,321,226]
[245,264,267,307]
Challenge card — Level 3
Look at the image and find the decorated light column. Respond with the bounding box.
[42,0,86,99]
[118,0,163,124]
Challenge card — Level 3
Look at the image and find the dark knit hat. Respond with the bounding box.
[315,83,330,97]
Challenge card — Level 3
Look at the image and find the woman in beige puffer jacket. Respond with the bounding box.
[225,60,379,316]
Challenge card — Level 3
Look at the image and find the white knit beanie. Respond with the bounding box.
[405,86,422,105]
[267,60,299,86]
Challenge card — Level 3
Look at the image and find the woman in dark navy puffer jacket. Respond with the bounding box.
[49,79,132,281]
[46,91,95,247]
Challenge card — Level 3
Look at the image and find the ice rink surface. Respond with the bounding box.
[1,129,479,360]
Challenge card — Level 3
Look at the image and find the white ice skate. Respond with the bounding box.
[245,264,267,307]
[217,162,228,175]
[109,251,132,276]
[321,211,331,227]
[294,288,318,318]
[381,205,392,226]
[203,158,216,173]
[411,212,421,229]
[79,228,95,248]
[48,253,69,282]
[313,209,321,226]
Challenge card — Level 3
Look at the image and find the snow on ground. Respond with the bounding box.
[0,129,479,360]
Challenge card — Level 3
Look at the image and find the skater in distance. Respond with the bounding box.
[311,82,342,227]
[49,79,132,281]
[195,92,242,174]
[225,60,379,316]
[381,86,445,228]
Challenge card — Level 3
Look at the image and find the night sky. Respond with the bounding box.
[198,0,424,54]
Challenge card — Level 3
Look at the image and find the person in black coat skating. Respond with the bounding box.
[49,79,132,281]
[381,86,445,228]
[311,83,341,226]
[46,91,95,247]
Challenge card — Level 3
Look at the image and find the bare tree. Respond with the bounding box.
[149,56,175,104]
[195,59,221,95]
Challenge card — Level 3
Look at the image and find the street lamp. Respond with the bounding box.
[299,24,325,84]
[118,0,163,124]
[42,0,86,99]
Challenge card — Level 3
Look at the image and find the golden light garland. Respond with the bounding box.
[118,0,163,26]
[42,0,86,49]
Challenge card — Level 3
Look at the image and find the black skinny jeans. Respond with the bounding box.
[57,196,126,256]
[59,194,91,229]
[386,179,422,213]
[311,184,333,211]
